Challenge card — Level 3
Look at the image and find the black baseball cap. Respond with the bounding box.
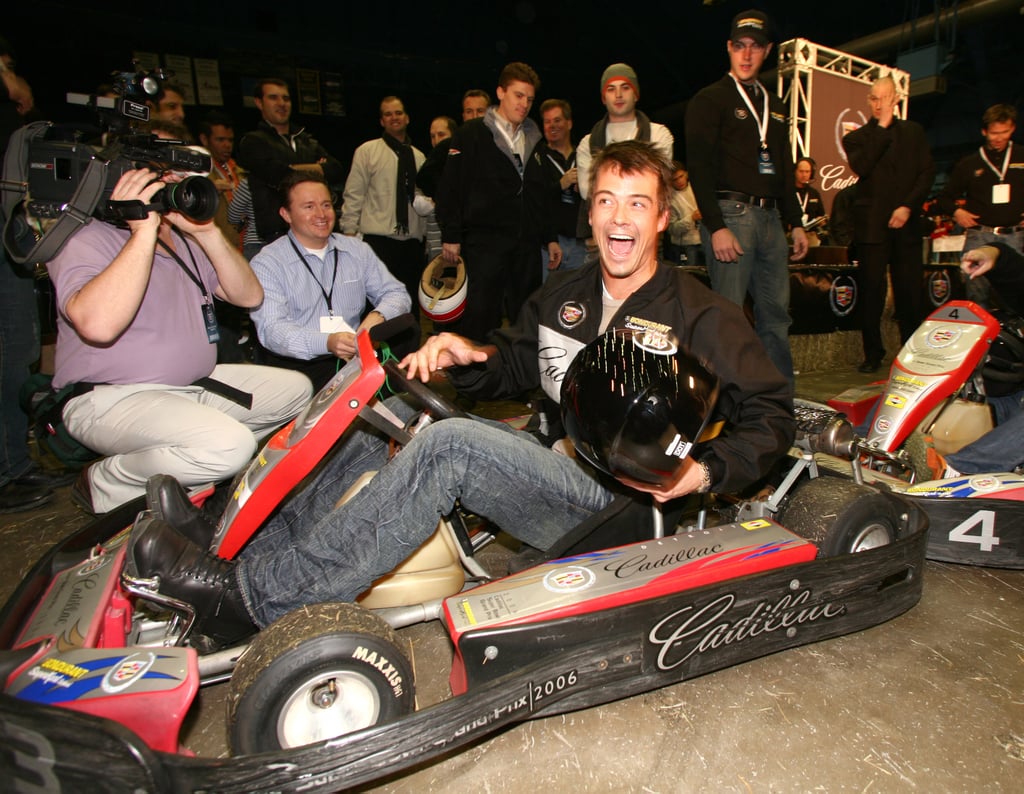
[730,10,772,45]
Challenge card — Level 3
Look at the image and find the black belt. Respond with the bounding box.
[716,190,780,210]
[62,378,252,410]
[976,223,1024,235]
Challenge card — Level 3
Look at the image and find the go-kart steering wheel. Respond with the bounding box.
[382,359,470,420]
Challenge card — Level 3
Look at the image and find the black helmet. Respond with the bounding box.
[983,311,1024,397]
[561,327,719,486]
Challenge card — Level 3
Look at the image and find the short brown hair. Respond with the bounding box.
[254,78,289,100]
[498,62,540,91]
[278,171,333,209]
[432,116,458,136]
[462,88,491,105]
[589,140,673,213]
[540,99,572,120]
[380,95,404,115]
[982,103,1017,129]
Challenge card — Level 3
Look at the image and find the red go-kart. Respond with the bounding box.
[1,322,928,792]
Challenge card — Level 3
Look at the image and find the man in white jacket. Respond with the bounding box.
[341,96,430,316]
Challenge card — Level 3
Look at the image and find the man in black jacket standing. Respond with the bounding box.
[235,78,346,248]
[686,10,807,385]
[842,74,934,373]
[437,62,558,343]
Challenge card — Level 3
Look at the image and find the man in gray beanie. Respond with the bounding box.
[576,63,674,210]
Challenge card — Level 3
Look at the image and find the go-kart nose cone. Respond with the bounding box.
[561,327,719,486]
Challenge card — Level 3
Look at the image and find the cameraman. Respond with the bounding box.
[46,166,312,514]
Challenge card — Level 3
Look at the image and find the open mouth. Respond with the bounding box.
[608,233,635,257]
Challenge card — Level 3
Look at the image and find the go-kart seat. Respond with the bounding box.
[333,471,468,609]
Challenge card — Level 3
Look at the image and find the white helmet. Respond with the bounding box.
[419,254,468,323]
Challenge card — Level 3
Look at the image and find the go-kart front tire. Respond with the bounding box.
[777,478,899,557]
[227,602,415,754]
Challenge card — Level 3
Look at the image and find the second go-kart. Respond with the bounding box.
[803,299,1024,569]
[2,322,929,792]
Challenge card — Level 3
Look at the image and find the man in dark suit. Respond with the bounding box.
[842,74,934,373]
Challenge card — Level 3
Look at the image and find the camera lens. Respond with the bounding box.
[161,176,219,222]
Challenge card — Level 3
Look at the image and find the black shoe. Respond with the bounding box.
[14,464,77,490]
[127,516,257,648]
[0,480,54,514]
[146,475,219,550]
[857,358,882,374]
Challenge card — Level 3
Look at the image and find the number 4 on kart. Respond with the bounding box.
[948,510,1001,552]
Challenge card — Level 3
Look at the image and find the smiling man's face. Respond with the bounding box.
[590,164,668,298]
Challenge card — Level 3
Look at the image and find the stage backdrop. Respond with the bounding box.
[805,70,869,215]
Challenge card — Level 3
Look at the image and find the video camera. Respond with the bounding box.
[26,134,217,224]
[1,66,219,265]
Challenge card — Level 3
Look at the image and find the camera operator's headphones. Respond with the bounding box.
[1,122,109,266]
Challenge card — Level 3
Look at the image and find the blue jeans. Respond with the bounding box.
[702,200,793,382]
[0,249,40,485]
[237,397,614,626]
[946,391,1024,474]
[965,227,1024,255]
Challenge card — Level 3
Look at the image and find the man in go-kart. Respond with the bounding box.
[127,141,795,649]
[927,242,1024,477]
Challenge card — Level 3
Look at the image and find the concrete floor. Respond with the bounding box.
[2,364,1022,792]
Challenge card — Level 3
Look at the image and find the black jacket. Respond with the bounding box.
[934,145,1024,228]
[436,111,552,245]
[686,75,803,234]
[448,260,794,493]
[981,243,1024,313]
[236,120,346,243]
[841,117,935,243]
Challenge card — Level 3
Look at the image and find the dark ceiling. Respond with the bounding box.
[6,0,1024,167]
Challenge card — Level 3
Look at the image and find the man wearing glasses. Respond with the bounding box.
[686,9,807,385]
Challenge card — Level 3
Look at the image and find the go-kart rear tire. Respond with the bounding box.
[227,602,415,754]
[777,478,899,558]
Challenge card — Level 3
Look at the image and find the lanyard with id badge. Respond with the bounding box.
[288,237,355,336]
[980,142,1013,205]
[731,75,774,175]
[157,230,220,343]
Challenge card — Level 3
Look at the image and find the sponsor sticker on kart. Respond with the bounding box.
[927,327,963,348]
[967,475,1000,492]
[101,651,156,694]
[543,566,596,594]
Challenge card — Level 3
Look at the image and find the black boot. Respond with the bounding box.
[127,515,257,648]
[146,475,219,550]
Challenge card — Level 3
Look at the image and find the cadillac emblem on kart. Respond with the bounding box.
[648,586,847,672]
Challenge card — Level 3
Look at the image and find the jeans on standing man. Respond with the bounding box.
[701,200,793,380]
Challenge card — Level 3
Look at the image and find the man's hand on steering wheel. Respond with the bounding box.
[400,332,493,383]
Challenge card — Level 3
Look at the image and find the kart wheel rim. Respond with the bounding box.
[277,669,381,748]
[849,522,892,553]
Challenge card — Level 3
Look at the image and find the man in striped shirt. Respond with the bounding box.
[250,172,411,389]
